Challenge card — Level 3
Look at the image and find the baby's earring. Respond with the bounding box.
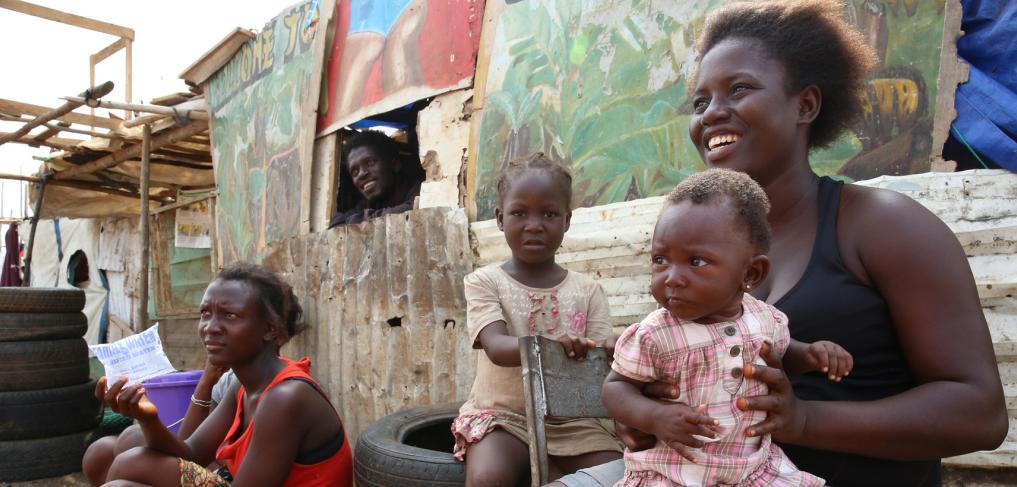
[743,284,752,291]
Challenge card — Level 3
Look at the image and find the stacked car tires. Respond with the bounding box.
[0,287,102,482]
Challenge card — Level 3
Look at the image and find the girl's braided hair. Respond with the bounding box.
[495,152,573,208]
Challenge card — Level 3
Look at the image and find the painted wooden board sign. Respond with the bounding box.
[208,0,328,263]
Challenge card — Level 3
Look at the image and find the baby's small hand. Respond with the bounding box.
[602,334,620,362]
[806,341,853,381]
[555,333,596,361]
[649,403,721,462]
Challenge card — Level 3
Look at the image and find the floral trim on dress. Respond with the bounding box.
[451,410,499,460]
[526,290,561,335]
[569,311,587,335]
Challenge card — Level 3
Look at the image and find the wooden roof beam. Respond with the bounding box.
[0,0,134,40]
[0,81,114,147]
[0,131,84,152]
[0,97,119,130]
[61,96,208,121]
[52,120,208,180]
[90,37,128,64]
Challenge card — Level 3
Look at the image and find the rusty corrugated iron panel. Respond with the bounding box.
[265,207,475,442]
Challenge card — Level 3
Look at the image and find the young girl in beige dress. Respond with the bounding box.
[452,153,623,485]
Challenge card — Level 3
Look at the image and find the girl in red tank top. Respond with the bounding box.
[96,263,353,486]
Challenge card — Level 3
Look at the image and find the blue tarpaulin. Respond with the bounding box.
[954,0,1017,171]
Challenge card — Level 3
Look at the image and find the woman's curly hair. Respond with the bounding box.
[694,0,878,149]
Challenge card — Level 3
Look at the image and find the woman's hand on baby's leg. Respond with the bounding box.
[738,342,808,443]
[556,333,597,360]
[805,340,854,381]
[649,403,720,462]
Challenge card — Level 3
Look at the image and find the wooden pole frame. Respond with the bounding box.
[22,177,47,287]
[0,81,114,147]
[138,125,151,329]
[52,120,208,180]
[61,96,208,121]
[0,1,135,122]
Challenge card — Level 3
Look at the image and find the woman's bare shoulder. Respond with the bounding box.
[838,183,955,249]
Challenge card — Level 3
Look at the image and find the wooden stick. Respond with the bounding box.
[122,97,207,128]
[52,120,207,180]
[0,132,82,152]
[22,177,47,287]
[0,173,40,183]
[42,122,114,139]
[61,96,208,121]
[108,314,134,336]
[91,37,127,65]
[208,195,218,271]
[138,125,151,329]
[0,114,113,140]
[0,97,119,130]
[150,191,216,215]
[31,125,62,143]
[0,81,114,147]
[89,60,96,125]
[0,168,170,199]
[0,0,135,39]
[125,40,133,121]
[46,179,165,202]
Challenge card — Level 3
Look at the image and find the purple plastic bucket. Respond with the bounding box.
[143,370,203,434]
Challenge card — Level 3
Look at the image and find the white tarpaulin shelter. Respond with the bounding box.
[29,218,114,345]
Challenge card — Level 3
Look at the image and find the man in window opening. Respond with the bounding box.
[328,130,424,228]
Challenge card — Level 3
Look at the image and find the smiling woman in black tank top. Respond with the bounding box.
[557,3,1007,487]
[675,1,1007,485]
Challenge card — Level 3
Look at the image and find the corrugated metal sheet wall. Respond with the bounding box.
[264,207,476,441]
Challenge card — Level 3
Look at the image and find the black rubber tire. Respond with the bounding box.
[0,430,90,482]
[0,287,85,313]
[0,312,87,342]
[355,402,466,487]
[0,338,89,391]
[0,381,102,440]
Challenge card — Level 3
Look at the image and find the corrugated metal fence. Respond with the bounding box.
[265,207,476,441]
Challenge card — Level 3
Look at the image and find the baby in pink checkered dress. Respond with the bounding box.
[603,170,853,486]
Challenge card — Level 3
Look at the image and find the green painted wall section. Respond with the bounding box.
[474,0,947,219]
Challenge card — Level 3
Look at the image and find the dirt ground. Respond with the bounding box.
[3,472,90,487]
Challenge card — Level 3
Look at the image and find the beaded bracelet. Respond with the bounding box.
[191,394,213,408]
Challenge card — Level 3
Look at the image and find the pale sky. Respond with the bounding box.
[0,0,297,220]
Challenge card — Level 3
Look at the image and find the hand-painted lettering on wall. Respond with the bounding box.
[209,2,318,113]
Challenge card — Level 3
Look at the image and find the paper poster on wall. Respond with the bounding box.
[316,0,485,135]
[174,198,212,249]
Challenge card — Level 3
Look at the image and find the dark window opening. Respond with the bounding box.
[67,250,90,288]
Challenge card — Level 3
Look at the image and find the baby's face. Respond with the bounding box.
[650,200,756,324]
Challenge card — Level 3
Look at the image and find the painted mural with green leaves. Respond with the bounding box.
[474,0,947,219]
[208,0,319,262]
